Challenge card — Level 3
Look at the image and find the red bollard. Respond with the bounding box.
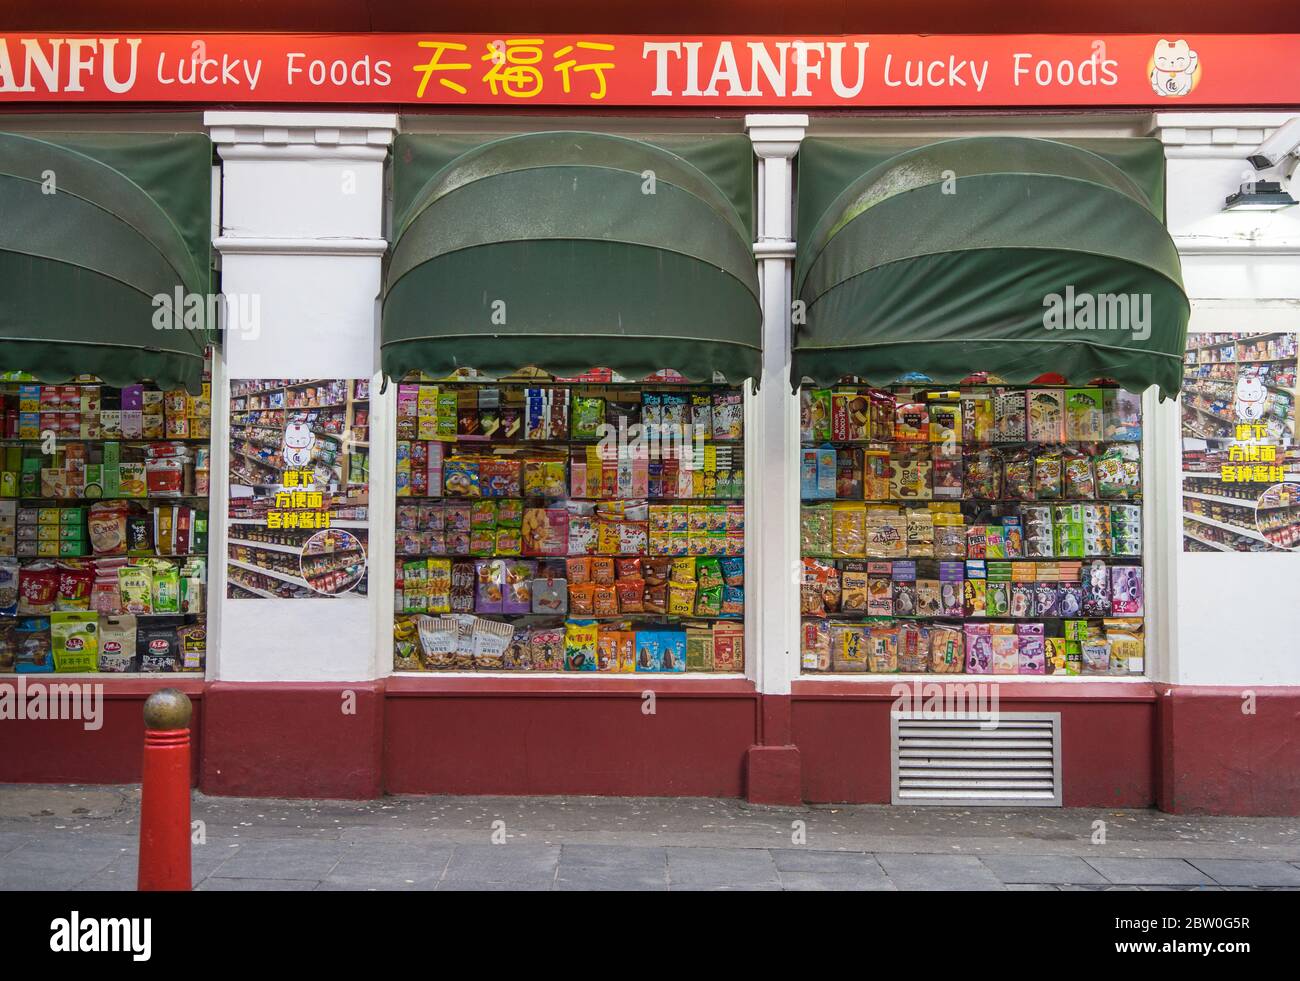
[137,688,193,891]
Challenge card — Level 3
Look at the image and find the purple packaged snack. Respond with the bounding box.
[1009,581,1033,618]
[1082,560,1112,617]
[1032,581,1059,617]
[474,558,505,614]
[963,624,992,673]
[502,559,536,615]
[1015,622,1046,674]
[1057,580,1084,618]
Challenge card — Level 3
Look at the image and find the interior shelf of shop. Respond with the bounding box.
[228,537,302,554]
[1182,513,1270,543]
[1182,491,1262,507]
[227,557,311,589]
[1183,533,1231,551]
[228,580,280,599]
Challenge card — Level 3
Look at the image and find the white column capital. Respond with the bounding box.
[204,111,399,161]
[745,113,809,159]
[1154,111,1297,158]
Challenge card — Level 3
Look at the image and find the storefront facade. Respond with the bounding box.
[1,29,1298,814]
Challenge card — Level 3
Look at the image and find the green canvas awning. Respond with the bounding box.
[794,136,1190,399]
[0,132,213,391]
[382,131,761,383]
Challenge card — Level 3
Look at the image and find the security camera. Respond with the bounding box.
[1248,117,1300,170]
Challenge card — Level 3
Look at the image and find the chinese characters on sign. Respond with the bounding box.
[414,38,616,100]
[268,469,328,528]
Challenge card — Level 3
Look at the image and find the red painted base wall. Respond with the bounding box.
[384,677,758,797]
[0,678,204,785]
[8,678,1300,815]
[1156,684,1300,816]
[200,681,384,800]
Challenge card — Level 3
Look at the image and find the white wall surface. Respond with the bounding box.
[206,112,396,683]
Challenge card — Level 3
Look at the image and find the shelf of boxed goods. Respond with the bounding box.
[228,581,278,599]
[227,557,312,590]
[1183,530,1232,552]
[1182,513,1270,545]
[227,536,302,555]
[1182,490,1265,507]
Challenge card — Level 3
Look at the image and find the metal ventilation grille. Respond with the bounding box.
[891,713,1062,806]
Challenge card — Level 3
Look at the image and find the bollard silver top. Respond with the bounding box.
[143,688,193,731]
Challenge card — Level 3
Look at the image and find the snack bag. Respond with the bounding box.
[472,618,515,671]
[416,614,458,670]
[530,628,565,671]
[831,503,866,558]
[896,622,929,672]
[989,625,1020,674]
[51,611,98,672]
[963,450,1002,499]
[115,566,152,615]
[864,620,898,673]
[18,562,59,615]
[963,623,993,673]
[929,624,965,673]
[801,619,831,672]
[1033,451,1063,499]
[1027,390,1065,442]
[830,623,869,672]
[1109,565,1144,615]
[98,614,137,672]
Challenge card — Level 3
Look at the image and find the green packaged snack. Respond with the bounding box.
[809,389,832,442]
[571,397,605,439]
[51,611,98,672]
[696,557,724,590]
[436,392,459,441]
[695,584,723,617]
[152,563,180,614]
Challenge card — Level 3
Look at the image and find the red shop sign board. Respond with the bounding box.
[0,33,1297,107]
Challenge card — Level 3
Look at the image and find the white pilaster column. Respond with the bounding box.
[1155,112,1300,688]
[204,111,397,683]
[745,115,807,703]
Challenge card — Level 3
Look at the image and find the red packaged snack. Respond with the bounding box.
[19,562,59,614]
[616,578,645,613]
[616,557,642,580]
[56,563,94,611]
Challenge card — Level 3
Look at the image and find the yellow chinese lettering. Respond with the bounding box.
[553,41,615,100]
[482,39,544,98]
[414,40,471,97]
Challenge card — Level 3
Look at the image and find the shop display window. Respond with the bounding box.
[392,369,746,673]
[227,379,370,598]
[798,381,1146,676]
[1181,330,1299,552]
[0,360,212,674]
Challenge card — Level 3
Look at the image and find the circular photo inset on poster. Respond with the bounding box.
[300,529,368,595]
[1255,483,1300,550]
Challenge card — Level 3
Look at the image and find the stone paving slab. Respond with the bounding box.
[1085,857,1215,886]
[3,786,1299,891]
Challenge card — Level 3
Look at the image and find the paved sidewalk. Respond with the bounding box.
[2,785,1299,891]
